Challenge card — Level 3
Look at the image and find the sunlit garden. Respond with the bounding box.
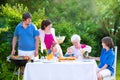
[0,0,120,80]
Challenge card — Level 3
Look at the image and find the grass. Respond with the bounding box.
[116,59,120,80]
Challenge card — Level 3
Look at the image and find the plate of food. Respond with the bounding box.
[58,57,76,62]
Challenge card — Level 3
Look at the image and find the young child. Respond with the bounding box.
[46,42,62,60]
[50,42,63,58]
[64,47,75,57]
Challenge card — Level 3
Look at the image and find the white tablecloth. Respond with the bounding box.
[24,59,97,80]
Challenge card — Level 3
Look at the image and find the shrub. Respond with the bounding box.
[0,3,45,80]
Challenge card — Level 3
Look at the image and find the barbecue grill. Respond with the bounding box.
[10,57,28,67]
[9,56,29,80]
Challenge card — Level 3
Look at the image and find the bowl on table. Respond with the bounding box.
[56,36,66,44]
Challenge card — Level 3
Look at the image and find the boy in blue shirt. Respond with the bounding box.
[88,37,114,80]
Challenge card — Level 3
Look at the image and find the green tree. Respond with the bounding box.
[0,3,45,80]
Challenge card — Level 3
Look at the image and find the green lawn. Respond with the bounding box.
[116,60,120,80]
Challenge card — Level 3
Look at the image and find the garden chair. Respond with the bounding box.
[103,46,117,80]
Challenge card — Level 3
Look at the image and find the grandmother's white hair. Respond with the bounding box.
[71,34,81,42]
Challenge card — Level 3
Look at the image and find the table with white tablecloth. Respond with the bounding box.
[24,59,97,80]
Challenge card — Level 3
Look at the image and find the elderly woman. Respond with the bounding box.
[70,34,92,59]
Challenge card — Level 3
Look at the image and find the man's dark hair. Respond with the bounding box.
[22,12,32,21]
[41,20,52,30]
[102,36,114,48]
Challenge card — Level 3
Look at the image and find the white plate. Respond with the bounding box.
[82,59,92,62]
[34,59,41,62]
[42,61,54,63]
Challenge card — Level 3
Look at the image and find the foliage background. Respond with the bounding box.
[0,0,120,80]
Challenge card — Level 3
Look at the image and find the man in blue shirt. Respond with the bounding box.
[11,12,39,59]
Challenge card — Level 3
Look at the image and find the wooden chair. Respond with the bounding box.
[103,46,117,80]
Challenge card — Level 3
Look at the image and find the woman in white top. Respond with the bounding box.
[70,34,92,59]
[38,20,63,57]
